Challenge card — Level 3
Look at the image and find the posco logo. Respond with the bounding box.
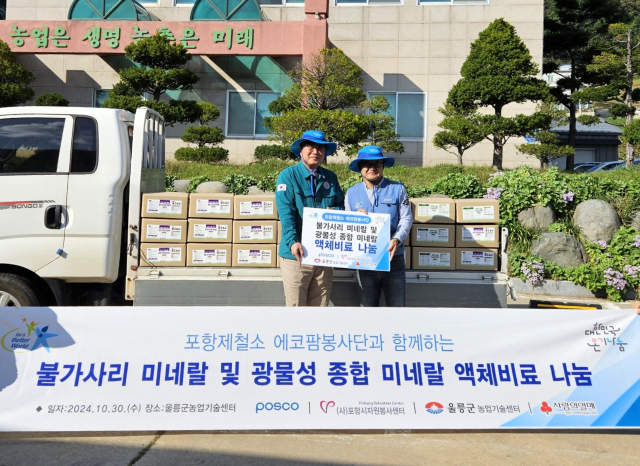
[318,253,335,258]
[255,402,299,413]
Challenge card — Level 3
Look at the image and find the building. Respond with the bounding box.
[550,119,623,169]
[1,0,544,167]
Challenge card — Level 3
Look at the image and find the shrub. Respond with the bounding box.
[187,175,212,193]
[165,174,176,192]
[222,174,257,195]
[255,145,296,162]
[428,172,483,199]
[174,147,229,164]
[34,93,69,106]
[257,172,279,192]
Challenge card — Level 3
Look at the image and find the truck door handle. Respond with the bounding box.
[44,205,62,229]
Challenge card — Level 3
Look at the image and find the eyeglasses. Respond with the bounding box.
[360,161,384,169]
[302,143,326,153]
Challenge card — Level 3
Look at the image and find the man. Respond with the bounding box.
[276,130,345,306]
[345,146,412,307]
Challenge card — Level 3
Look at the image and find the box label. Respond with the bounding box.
[417,227,449,243]
[461,250,495,266]
[419,252,451,267]
[240,201,274,216]
[196,199,231,214]
[238,249,272,265]
[240,225,274,241]
[146,224,182,241]
[194,223,228,239]
[417,203,449,218]
[147,199,182,215]
[192,249,227,265]
[461,227,496,242]
[146,247,182,263]
[462,205,495,221]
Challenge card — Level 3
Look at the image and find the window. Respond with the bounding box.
[419,0,489,4]
[368,93,426,140]
[226,91,280,137]
[174,0,196,4]
[93,89,110,108]
[71,118,98,174]
[0,118,65,174]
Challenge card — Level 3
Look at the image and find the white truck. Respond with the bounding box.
[0,107,511,308]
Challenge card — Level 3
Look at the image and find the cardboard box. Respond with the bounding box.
[404,247,411,270]
[411,247,455,270]
[187,243,232,267]
[142,192,188,219]
[455,199,500,224]
[277,221,282,243]
[141,219,187,243]
[188,193,234,219]
[411,224,455,248]
[456,225,499,248]
[410,198,456,224]
[187,219,233,243]
[233,220,277,244]
[404,234,410,246]
[232,244,277,267]
[455,248,499,271]
[233,195,277,220]
[139,243,186,267]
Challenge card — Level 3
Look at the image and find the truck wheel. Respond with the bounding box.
[0,273,42,307]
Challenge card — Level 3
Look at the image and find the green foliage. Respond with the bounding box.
[429,173,483,199]
[264,108,369,158]
[254,145,296,162]
[196,101,220,126]
[340,175,362,193]
[621,118,640,147]
[165,174,176,192]
[548,220,582,238]
[181,126,225,148]
[447,19,550,169]
[0,38,34,107]
[222,174,257,195]
[34,93,69,107]
[433,103,485,165]
[102,33,201,126]
[174,147,229,164]
[257,172,279,192]
[517,131,575,169]
[360,96,404,155]
[187,175,212,194]
[406,185,431,198]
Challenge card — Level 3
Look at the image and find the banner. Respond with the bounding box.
[300,208,391,271]
[0,307,639,431]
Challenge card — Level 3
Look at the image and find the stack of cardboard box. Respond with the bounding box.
[186,193,234,266]
[232,195,278,267]
[140,192,190,267]
[407,198,500,271]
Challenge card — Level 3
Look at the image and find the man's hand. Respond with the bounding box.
[357,209,368,214]
[387,238,400,259]
[633,300,640,315]
[291,242,305,265]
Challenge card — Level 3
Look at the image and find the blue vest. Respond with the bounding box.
[347,178,405,258]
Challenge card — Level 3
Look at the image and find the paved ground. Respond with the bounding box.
[1,296,638,466]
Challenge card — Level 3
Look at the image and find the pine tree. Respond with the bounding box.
[0,39,34,107]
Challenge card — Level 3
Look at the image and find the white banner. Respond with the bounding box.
[0,307,639,431]
[300,207,391,271]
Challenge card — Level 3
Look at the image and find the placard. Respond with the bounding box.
[300,208,391,271]
[0,307,638,431]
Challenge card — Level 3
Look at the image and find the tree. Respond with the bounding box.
[620,117,640,154]
[433,103,485,165]
[544,0,624,170]
[102,33,201,126]
[174,101,228,164]
[446,19,550,170]
[265,47,403,157]
[34,93,69,107]
[0,38,34,107]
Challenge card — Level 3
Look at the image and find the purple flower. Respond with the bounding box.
[522,260,545,285]
[488,171,504,181]
[596,240,608,249]
[561,191,574,204]
[634,236,640,248]
[624,265,640,279]
[604,268,627,291]
[483,187,503,199]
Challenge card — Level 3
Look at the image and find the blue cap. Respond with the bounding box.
[349,145,395,172]
[290,130,338,157]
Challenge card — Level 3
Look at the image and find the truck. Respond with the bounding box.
[0,107,512,308]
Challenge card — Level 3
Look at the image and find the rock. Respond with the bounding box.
[518,205,556,230]
[247,186,268,195]
[172,179,190,193]
[428,193,451,198]
[573,199,621,242]
[531,232,588,268]
[631,211,640,230]
[195,181,228,194]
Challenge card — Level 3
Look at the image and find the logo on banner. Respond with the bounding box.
[314,258,321,263]
[425,402,444,414]
[1,317,59,353]
[256,402,299,413]
[320,400,335,413]
[540,402,553,415]
[551,401,598,416]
